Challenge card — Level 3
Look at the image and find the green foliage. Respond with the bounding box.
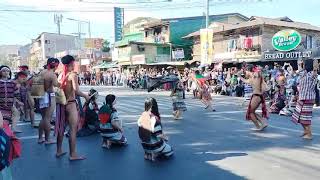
[0,56,12,67]
[102,40,111,52]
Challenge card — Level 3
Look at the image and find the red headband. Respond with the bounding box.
[60,60,75,89]
[253,66,261,72]
[18,74,27,78]
[47,62,59,70]
[19,66,28,71]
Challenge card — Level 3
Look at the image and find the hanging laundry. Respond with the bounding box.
[244,37,253,49]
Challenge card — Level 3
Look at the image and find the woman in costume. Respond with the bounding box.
[0,66,23,133]
[239,66,268,131]
[99,94,127,149]
[292,59,318,140]
[192,70,215,111]
[138,97,173,161]
[171,81,187,120]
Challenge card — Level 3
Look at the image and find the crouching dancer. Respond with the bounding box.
[138,97,173,161]
[99,94,127,149]
[55,55,89,161]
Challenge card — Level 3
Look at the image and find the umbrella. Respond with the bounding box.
[148,75,179,92]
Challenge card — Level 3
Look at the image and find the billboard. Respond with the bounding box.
[84,38,103,49]
[200,29,213,65]
[114,7,124,42]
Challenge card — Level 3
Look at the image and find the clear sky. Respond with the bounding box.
[0,0,319,45]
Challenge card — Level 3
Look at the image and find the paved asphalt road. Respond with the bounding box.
[7,86,320,180]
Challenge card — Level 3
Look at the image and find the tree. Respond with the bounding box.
[102,40,111,53]
[0,55,12,67]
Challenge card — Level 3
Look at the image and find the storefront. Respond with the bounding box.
[261,29,320,68]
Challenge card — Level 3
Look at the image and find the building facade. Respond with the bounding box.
[185,16,320,66]
[30,32,77,69]
[115,13,249,67]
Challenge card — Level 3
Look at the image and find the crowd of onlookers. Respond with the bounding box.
[80,62,320,117]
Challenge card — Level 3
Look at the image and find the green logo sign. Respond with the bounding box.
[272,29,301,51]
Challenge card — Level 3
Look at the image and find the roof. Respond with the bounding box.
[143,21,170,29]
[34,32,76,41]
[162,13,249,22]
[183,16,320,39]
[124,17,160,28]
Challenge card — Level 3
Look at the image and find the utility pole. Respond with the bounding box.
[54,14,63,34]
[205,0,209,28]
[204,0,210,65]
[88,21,91,38]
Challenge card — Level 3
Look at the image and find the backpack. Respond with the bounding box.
[98,104,112,124]
[30,72,45,98]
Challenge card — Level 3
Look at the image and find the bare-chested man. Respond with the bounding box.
[239,65,269,131]
[38,58,60,144]
[56,55,89,161]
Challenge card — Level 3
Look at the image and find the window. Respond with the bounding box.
[45,40,50,44]
[306,35,313,49]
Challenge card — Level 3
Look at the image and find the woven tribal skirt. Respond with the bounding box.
[292,100,314,125]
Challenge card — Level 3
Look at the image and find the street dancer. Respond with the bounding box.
[138,97,173,161]
[38,58,59,144]
[171,81,187,120]
[19,65,35,127]
[12,71,29,133]
[99,94,127,149]
[292,59,318,140]
[55,55,89,160]
[192,70,215,111]
[0,66,23,133]
[239,66,268,131]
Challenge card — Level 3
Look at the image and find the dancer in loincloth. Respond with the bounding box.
[239,66,269,131]
[55,55,89,160]
[292,59,318,140]
[18,65,35,127]
[38,58,60,144]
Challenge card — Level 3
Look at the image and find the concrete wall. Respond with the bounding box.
[130,44,157,63]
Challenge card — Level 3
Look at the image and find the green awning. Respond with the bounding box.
[93,62,118,69]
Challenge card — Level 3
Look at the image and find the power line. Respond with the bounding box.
[0,21,33,40]
[0,0,273,12]
[80,0,174,4]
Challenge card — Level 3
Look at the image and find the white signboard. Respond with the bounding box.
[172,48,184,59]
[81,59,90,65]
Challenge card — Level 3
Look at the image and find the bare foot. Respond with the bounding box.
[44,140,56,145]
[258,124,268,131]
[300,132,307,137]
[69,156,86,161]
[38,139,45,144]
[302,134,313,140]
[56,152,67,158]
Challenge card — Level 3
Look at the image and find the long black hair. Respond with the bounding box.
[304,59,314,73]
[105,94,116,112]
[144,97,160,120]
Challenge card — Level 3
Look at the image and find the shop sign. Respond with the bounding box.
[272,29,301,51]
[132,54,145,65]
[172,48,185,59]
[264,51,312,60]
